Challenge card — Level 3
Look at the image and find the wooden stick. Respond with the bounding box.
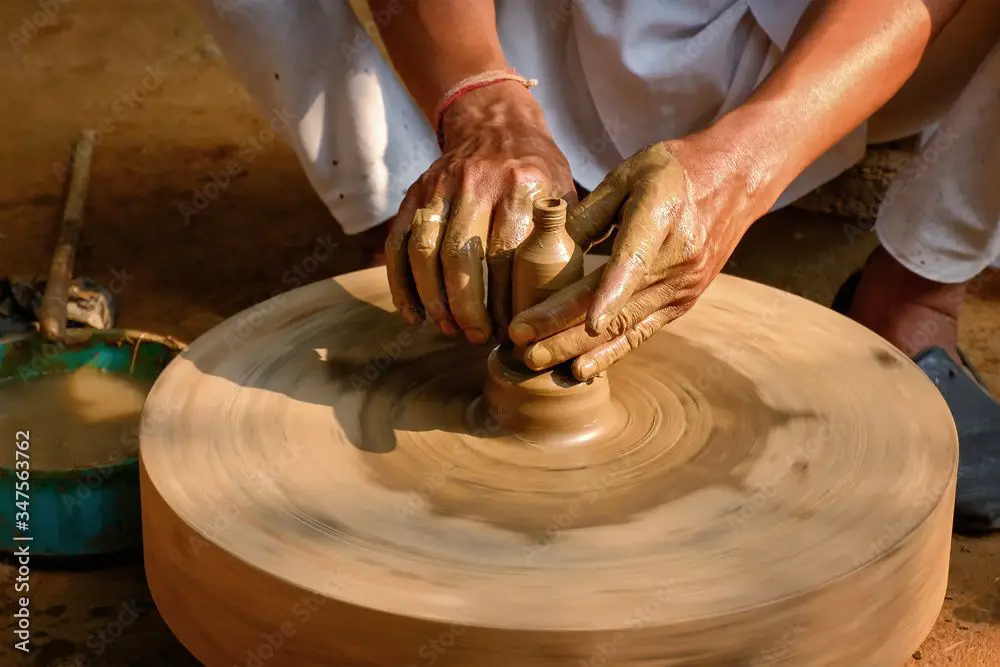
[40,129,96,341]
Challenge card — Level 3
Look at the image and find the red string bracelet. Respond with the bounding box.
[433,69,538,148]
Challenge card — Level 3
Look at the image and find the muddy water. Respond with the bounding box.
[0,367,152,470]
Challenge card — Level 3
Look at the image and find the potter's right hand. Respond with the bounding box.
[385,82,576,344]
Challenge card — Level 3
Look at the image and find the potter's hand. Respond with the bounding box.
[508,139,757,380]
[385,83,575,344]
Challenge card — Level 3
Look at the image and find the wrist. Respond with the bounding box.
[439,80,545,149]
[696,108,798,223]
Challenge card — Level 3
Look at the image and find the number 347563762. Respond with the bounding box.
[14,431,30,517]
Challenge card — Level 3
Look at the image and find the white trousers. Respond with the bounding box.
[197,0,1000,281]
[875,36,1000,281]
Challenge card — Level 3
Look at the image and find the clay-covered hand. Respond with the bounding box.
[508,138,759,380]
[385,83,576,344]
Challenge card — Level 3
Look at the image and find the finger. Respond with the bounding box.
[587,176,682,335]
[508,268,603,346]
[488,184,546,339]
[522,280,688,371]
[508,248,682,346]
[408,201,460,336]
[385,187,424,324]
[572,300,695,381]
[441,197,494,344]
[486,249,513,341]
[523,321,611,371]
[564,163,633,250]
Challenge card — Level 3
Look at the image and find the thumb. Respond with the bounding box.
[508,269,603,345]
[566,163,635,250]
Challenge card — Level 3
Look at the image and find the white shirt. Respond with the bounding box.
[197,0,867,233]
[498,0,864,210]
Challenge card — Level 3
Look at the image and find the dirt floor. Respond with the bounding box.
[0,1,997,665]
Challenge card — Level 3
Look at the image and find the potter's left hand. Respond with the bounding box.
[508,138,759,381]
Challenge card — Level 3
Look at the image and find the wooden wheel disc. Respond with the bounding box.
[140,265,957,666]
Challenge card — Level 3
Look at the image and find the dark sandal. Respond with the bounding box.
[833,270,1000,534]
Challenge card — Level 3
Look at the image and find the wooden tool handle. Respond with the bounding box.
[40,129,96,341]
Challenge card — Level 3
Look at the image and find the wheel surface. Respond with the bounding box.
[140,265,956,666]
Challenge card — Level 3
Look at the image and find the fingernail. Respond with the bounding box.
[466,329,489,345]
[576,358,598,380]
[509,322,536,344]
[526,345,552,369]
[437,320,459,336]
[402,309,421,325]
[594,313,612,334]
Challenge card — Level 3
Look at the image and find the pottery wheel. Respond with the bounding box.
[140,261,957,666]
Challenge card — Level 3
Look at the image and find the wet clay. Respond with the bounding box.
[562,144,705,335]
[512,198,584,315]
[0,367,151,470]
[489,197,610,443]
[481,344,616,445]
[140,264,957,666]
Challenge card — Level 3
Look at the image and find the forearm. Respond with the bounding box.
[706,0,965,218]
[371,0,511,121]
